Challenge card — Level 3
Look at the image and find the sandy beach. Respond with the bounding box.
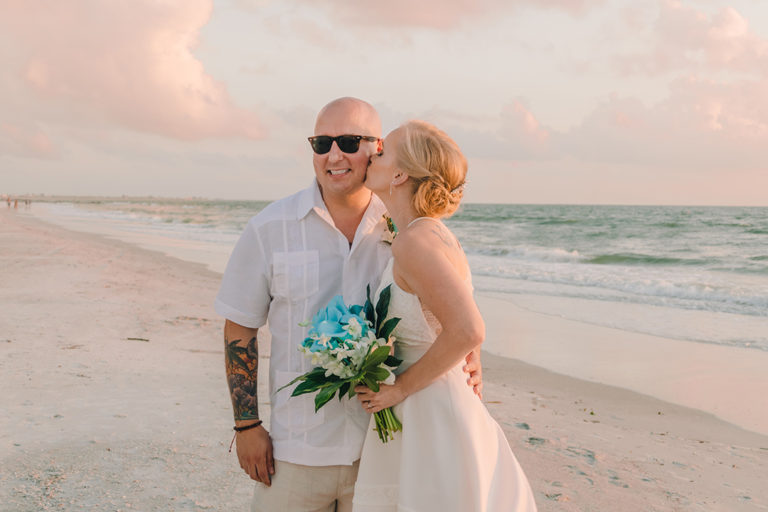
[2,209,767,511]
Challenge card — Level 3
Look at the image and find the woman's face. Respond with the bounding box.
[365,127,403,196]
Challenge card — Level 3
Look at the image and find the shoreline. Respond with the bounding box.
[478,293,768,436]
[2,209,767,510]
[24,204,768,437]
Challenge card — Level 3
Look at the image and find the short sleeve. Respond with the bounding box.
[214,219,271,328]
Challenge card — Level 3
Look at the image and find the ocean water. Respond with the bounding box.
[32,199,768,352]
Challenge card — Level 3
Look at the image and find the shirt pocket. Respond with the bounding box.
[271,370,326,434]
[271,250,320,301]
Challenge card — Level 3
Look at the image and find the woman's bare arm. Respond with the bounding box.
[355,223,485,412]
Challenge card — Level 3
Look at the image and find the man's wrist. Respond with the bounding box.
[228,419,264,452]
[234,420,263,432]
[234,418,261,427]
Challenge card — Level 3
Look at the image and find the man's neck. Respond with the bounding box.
[321,187,372,244]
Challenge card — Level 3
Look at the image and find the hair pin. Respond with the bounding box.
[450,181,467,194]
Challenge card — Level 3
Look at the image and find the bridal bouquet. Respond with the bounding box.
[281,286,403,442]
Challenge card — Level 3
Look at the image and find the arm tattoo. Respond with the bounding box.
[225,335,259,421]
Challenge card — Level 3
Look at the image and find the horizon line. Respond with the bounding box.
[3,193,766,209]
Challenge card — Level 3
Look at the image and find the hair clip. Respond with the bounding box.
[450,181,467,194]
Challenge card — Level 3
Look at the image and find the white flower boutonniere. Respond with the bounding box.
[381,214,398,245]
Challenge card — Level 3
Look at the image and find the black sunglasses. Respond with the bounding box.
[308,135,379,155]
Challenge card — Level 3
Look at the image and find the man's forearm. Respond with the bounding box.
[224,320,260,423]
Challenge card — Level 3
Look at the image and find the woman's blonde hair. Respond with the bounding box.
[395,120,467,218]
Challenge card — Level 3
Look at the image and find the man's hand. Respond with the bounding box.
[463,348,483,399]
[235,424,275,486]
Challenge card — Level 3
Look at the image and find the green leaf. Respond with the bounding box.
[303,367,329,383]
[275,373,306,393]
[384,355,402,368]
[363,345,391,370]
[366,366,390,382]
[364,285,375,326]
[363,375,380,393]
[291,379,326,397]
[379,317,401,341]
[375,285,392,333]
[275,366,329,393]
[338,382,351,400]
[314,382,342,412]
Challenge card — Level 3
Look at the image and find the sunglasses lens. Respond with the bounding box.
[336,136,361,153]
[310,136,332,154]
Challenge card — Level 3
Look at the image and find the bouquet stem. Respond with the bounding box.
[373,406,402,443]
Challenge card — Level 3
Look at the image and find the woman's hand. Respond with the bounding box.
[355,383,407,414]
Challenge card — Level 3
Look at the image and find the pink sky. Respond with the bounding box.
[0,0,766,205]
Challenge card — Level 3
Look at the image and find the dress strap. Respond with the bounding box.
[406,216,440,229]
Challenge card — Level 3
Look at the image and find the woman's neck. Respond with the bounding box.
[379,192,420,234]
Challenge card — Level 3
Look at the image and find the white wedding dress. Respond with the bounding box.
[352,256,537,512]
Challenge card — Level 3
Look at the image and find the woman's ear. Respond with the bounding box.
[391,171,409,186]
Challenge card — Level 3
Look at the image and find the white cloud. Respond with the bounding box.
[0,0,262,145]
[294,0,604,29]
[616,0,768,75]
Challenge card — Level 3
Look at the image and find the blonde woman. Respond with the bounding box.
[352,121,536,511]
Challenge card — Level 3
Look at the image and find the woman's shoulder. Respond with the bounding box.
[392,218,466,277]
[394,218,459,254]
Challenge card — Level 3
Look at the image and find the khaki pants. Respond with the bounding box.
[251,460,360,512]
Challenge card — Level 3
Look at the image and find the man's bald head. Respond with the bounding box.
[314,97,381,138]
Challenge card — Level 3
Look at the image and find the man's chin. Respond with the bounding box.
[319,176,367,197]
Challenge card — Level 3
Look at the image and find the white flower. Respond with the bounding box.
[382,368,396,386]
[345,317,362,338]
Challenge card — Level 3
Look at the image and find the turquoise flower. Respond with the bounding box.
[308,295,348,338]
[305,296,371,348]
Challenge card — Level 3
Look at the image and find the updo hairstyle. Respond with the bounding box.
[395,120,467,218]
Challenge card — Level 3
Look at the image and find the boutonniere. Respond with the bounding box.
[381,214,398,245]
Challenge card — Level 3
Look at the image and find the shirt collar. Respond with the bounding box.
[297,179,387,229]
[296,179,323,220]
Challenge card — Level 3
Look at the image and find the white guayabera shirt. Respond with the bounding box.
[215,181,391,466]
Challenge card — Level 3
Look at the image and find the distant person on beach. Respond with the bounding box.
[215,97,482,511]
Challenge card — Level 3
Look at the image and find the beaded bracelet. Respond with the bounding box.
[229,420,263,452]
[233,420,263,432]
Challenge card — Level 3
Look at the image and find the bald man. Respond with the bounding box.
[215,98,482,511]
